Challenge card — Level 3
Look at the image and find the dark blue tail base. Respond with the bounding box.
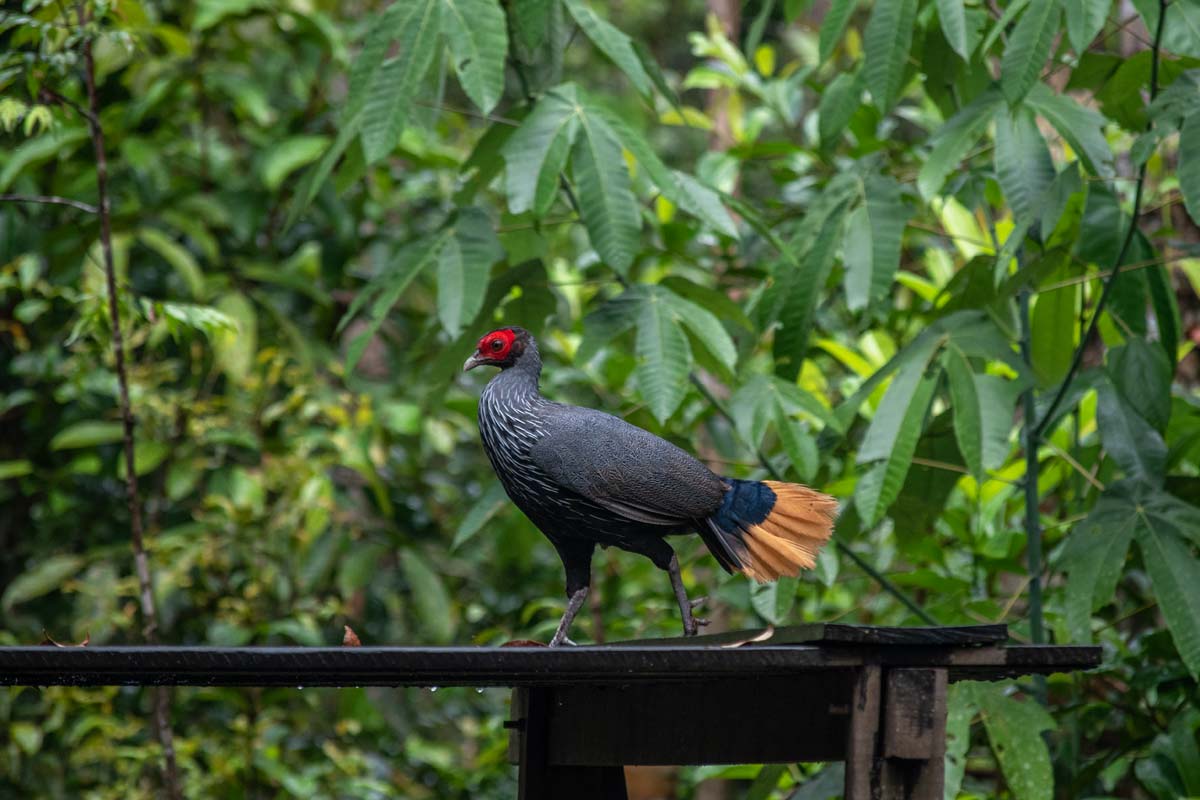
[701,479,777,574]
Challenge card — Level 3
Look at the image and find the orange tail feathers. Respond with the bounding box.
[737,481,838,583]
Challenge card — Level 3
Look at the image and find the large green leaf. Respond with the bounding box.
[562,0,654,99]
[1001,0,1060,105]
[969,683,1055,800]
[1,554,85,611]
[400,549,456,643]
[635,288,692,422]
[1030,256,1078,387]
[819,0,858,63]
[511,0,554,50]
[590,104,739,236]
[1060,490,1138,642]
[772,175,858,378]
[440,0,508,113]
[1065,0,1111,54]
[865,174,910,268]
[1096,379,1167,486]
[943,685,974,800]
[864,0,919,111]
[1026,83,1115,178]
[1180,112,1200,226]
[436,208,504,336]
[50,421,125,450]
[502,87,579,214]
[1133,490,1200,678]
[452,481,509,549]
[943,345,983,479]
[658,288,737,370]
[918,87,1004,198]
[571,112,641,274]
[936,0,971,60]
[1109,338,1172,433]
[843,173,909,312]
[819,70,862,145]
[360,0,441,162]
[994,105,1055,224]
[578,288,642,362]
[214,291,257,382]
[854,371,936,525]
[260,135,330,191]
[750,576,798,624]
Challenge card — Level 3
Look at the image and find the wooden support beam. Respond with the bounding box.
[844,664,882,800]
[880,668,948,799]
[513,687,628,800]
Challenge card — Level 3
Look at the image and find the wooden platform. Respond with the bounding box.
[0,624,1100,799]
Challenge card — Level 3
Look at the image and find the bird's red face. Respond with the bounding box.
[464,328,520,371]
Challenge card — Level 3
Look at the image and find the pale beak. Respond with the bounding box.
[463,353,486,371]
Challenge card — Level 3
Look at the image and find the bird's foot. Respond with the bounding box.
[681,596,710,636]
[547,633,578,647]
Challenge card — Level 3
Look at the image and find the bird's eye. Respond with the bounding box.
[490,339,503,351]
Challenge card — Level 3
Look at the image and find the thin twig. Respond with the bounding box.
[75,3,181,797]
[1044,441,1106,493]
[1034,0,1168,442]
[1036,251,1188,293]
[0,193,98,214]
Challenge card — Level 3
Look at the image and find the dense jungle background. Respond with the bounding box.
[3,0,1200,797]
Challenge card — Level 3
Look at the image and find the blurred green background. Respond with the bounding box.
[2,0,1200,797]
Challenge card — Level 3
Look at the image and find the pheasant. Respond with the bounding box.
[464,327,838,646]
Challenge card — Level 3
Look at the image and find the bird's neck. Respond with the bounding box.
[495,345,542,397]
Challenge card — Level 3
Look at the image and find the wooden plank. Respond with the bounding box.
[0,641,1100,687]
[615,623,1008,648]
[544,674,853,766]
[949,644,1102,682]
[844,664,882,800]
[880,669,948,800]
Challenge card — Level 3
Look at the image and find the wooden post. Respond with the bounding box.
[880,668,948,799]
[512,687,628,800]
[844,664,882,799]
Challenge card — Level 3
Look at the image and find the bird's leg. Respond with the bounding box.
[548,586,588,647]
[668,554,709,636]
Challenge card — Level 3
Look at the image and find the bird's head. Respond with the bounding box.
[463,327,533,371]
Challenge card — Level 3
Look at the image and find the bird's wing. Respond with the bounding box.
[529,406,726,526]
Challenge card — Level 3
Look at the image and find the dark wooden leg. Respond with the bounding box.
[880,668,948,799]
[513,687,628,800]
[844,664,882,800]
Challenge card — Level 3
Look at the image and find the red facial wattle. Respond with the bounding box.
[479,328,515,361]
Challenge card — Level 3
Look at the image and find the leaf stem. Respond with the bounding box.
[1032,0,1167,441]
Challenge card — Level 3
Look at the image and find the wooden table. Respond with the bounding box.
[0,624,1099,799]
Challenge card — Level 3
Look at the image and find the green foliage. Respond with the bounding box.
[3,0,1200,797]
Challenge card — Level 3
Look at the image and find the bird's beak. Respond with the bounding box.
[463,353,485,372]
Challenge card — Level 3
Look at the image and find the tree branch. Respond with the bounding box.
[0,193,98,214]
[1032,0,1167,441]
[76,3,181,796]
